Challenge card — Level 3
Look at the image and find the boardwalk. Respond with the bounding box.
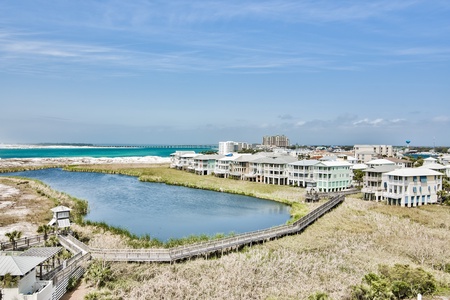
[77,195,345,262]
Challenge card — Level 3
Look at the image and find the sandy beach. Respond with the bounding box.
[0,156,171,168]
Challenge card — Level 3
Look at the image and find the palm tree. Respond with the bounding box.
[5,230,22,250]
[37,224,53,241]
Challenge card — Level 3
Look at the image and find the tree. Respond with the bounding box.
[37,224,53,241]
[353,169,364,188]
[5,230,22,250]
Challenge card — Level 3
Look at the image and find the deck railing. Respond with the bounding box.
[0,233,56,251]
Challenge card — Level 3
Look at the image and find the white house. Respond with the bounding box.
[287,160,319,187]
[362,165,398,201]
[192,154,224,175]
[382,168,442,207]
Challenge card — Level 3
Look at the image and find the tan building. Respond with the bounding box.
[262,135,290,147]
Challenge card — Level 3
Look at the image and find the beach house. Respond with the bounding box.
[313,161,353,192]
[287,160,320,187]
[382,168,442,206]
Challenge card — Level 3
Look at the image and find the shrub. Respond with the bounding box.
[351,264,437,299]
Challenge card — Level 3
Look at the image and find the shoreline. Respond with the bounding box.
[0,156,171,168]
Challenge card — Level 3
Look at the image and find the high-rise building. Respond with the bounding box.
[262,135,290,147]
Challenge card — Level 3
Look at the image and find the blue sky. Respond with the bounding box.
[1,0,449,146]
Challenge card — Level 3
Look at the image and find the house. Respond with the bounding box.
[382,168,443,207]
[170,151,199,169]
[361,165,398,201]
[385,157,413,168]
[313,161,353,193]
[0,247,62,300]
[192,154,224,175]
[366,158,396,168]
[249,156,298,185]
[287,160,320,187]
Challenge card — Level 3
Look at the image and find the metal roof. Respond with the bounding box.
[51,206,71,212]
[20,247,62,259]
[288,160,320,166]
[0,256,47,276]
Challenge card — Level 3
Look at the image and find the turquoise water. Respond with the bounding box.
[0,146,213,159]
[1,169,290,240]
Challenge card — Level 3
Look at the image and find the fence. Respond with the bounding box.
[0,233,56,251]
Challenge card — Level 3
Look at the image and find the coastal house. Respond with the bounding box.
[229,154,262,180]
[385,157,413,168]
[0,247,62,300]
[366,158,396,168]
[313,161,353,193]
[361,165,398,201]
[170,151,199,170]
[287,160,319,187]
[382,168,443,207]
[256,155,297,185]
[192,154,224,175]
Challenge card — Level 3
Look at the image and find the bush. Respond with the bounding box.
[351,264,437,299]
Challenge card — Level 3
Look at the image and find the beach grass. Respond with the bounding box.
[83,197,450,299]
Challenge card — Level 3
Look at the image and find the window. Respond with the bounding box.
[413,176,417,182]
[420,176,427,183]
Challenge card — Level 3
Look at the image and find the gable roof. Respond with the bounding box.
[316,161,352,167]
[0,256,47,276]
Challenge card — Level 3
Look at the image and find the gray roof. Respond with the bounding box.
[364,165,398,173]
[0,256,47,276]
[51,206,71,212]
[288,160,320,167]
[252,156,298,164]
[194,154,224,161]
[20,247,62,259]
[385,168,442,176]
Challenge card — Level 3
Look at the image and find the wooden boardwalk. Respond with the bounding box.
[76,195,345,262]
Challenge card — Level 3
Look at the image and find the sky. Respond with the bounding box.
[1,0,449,146]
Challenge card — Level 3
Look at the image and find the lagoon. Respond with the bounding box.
[1,169,291,241]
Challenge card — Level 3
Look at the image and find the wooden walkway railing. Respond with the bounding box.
[0,233,56,251]
[82,195,345,262]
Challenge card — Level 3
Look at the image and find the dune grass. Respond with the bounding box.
[83,197,450,299]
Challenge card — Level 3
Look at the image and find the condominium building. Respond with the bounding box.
[354,145,393,162]
[218,141,236,155]
[262,135,290,147]
[382,168,442,207]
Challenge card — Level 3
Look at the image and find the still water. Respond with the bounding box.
[1,169,291,240]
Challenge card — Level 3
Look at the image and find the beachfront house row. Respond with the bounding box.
[382,168,442,207]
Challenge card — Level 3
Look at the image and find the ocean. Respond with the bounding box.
[0,145,215,159]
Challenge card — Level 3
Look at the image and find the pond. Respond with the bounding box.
[1,169,291,241]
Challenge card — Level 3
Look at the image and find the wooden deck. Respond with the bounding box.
[79,195,345,262]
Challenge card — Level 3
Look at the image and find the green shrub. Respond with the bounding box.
[351,264,437,299]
